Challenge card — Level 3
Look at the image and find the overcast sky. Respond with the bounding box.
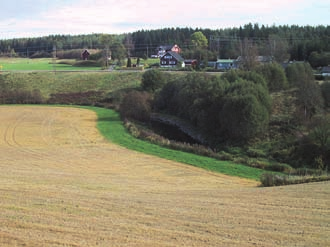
[0,0,329,39]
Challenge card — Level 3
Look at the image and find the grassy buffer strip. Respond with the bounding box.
[84,106,264,181]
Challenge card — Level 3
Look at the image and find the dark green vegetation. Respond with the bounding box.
[120,63,330,182]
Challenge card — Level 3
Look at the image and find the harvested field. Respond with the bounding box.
[0,106,329,247]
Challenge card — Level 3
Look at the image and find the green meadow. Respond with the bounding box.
[0,57,101,71]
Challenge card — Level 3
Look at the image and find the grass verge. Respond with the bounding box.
[83,106,264,180]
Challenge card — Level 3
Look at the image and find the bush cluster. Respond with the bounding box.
[260,172,330,187]
[0,89,43,104]
[119,91,152,122]
[47,91,104,105]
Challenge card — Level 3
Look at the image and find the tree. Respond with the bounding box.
[293,63,324,120]
[141,69,165,92]
[321,80,330,108]
[126,57,132,67]
[309,51,330,68]
[190,31,208,48]
[268,34,290,63]
[110,42,127,65]
[220,92,269,142]
[256,63,288,91]
[100,34,113,67]
[239,38,259,70]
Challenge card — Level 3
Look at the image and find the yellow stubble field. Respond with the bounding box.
[0,106,329,247]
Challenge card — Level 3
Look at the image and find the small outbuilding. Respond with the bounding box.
[82,49,90,60]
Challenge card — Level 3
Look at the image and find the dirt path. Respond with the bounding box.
[0,106,329,246]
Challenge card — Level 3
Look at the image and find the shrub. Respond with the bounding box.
[119,91,152,122]
[255,63,288,91]
[260,173,288,187]
[246,159,268,169]
[141,69,165,92]
[217,151,234,161]
[30,51,52,58]
[321,81,330,107]
[265,163,293,173]
[260,172,330,187]
[246,148,267,158]
[73,60,101,67]
[47,91,104,105]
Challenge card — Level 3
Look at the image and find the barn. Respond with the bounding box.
[81,49,90,60]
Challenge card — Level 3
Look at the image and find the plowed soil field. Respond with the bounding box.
[0,106,329,247]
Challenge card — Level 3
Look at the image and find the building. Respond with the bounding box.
[81,49,90,60]
[184,59,198,68]
[157,44,181,57]
[160,51,185,67]
[321,66,330,76]
[215,59,238,70]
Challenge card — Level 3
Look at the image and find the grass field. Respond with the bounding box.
[0,71,142,99]
[0,57,160,71]
[0,105,329,246]
[0,58,101,71]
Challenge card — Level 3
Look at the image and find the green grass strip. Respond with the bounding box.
[83,106,264,181]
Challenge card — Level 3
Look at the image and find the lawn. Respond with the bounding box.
[0,71,142,98]
[0,57,101,71]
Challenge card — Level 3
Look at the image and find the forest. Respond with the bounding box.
[1,24,330,67]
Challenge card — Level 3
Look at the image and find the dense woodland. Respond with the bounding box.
[1,24,330,67]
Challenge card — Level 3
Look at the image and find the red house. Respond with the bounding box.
[157,44,181,57]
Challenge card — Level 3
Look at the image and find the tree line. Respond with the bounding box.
[1,24,330,67]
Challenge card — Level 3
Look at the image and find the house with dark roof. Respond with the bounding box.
[160,51,185,67]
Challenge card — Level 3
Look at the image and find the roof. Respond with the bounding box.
[158,45,174,50]
[321,66,330,73]
[236,56,273,62]
[82,49,90,54]
[216,59,236,63]
[161,51,184,62]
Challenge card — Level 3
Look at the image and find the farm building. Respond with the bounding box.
[160,51,185,67]
[215,59,238,70]
[81,49,90,60]
[184,59,198,68]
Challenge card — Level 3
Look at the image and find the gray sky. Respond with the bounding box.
[0,0,329,39]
